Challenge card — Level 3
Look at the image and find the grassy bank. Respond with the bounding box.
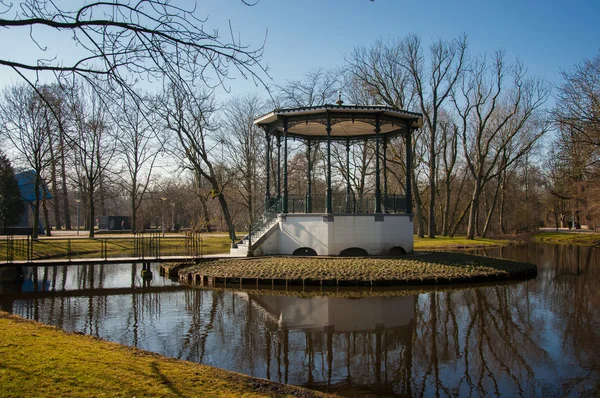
[0,234,513,262]
[533,232,600,246]
[0,311,330,398]
[179,252,536,286]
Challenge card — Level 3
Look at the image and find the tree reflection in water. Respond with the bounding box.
[0,243,598,397]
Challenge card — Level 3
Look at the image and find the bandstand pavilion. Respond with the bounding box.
[230,99,422,257]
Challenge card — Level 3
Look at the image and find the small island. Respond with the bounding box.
[172,252,537,289]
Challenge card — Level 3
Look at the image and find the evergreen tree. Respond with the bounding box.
[0,153,25,231]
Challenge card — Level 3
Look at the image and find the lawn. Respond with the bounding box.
[0,311,330,398]
[414,235,509,249]
[0,234,233,261]
[0,234,519,263]
[533,232,600,246]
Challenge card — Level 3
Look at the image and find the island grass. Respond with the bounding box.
[0,311,331,398]
[179,252,536,285]
[0,234,232,261]
[533,232,600,246]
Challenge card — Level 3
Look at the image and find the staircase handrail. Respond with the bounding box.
[234,198,281,245]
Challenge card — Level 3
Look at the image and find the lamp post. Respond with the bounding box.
[160,197,167,237]
[75,199,81,236]
[171,202,175,233]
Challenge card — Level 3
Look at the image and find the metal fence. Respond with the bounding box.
[0,232,204,263]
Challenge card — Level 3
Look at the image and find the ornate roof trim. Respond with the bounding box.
[254,104,422,128]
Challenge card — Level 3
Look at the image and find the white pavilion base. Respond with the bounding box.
[253,213,414,256]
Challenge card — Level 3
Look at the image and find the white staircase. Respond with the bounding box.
[229,199,282,257]
[229,218,279,256]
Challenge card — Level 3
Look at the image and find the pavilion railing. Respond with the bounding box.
[285,193,406,214]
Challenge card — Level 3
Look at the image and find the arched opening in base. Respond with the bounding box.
[339,247,369,257]
[388,246,407,256]
[293,247,318,256]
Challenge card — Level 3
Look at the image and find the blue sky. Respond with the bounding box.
[202,0,600,99]
[1,0,599,103]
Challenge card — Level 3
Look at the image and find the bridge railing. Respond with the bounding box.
[0,233,204,263]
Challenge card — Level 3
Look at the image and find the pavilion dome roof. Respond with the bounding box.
[254,104,422,140]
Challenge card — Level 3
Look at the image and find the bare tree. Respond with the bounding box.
[345,38,415,108]
[221,94,267,217]
[68,84,117,237]
[0,0,268,103]
[0,84,56,238]
[161,84,237,242]
[346,34,467,237]
[275,68,340,107]
[116,93,162,232]
[553,51,600,154]
[403,34,468,238]
[331,140,375,210]
[552,51,600,228]
[454,52,550,239]
[437,113,468,236]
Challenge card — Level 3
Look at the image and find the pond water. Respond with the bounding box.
[0,242,598,397]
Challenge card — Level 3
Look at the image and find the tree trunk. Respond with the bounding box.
[482,176,502,238]
[42,194,51,236]
[130,175,137,232]
[216,193,236,243]
[48,144,62,230]
[199,195,212,233]
[442,179,451,236]
[428,135,436,238]
[32,174,41,239]
[499,171,507,234]
[475,203,480,237]
[449,201,471,237]
[412,173,425,238]
[130,192,137,233]
[88,184,95,238]
[60,133,71,230]
[466,177,482,239]
[99,174,106,216]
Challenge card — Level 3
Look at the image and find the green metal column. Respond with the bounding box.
[383,136,388,212]
[375,115,381,213]
[277,132,281,206]
[405,123,413,214]
[306,140,312,213]
[345,139,351,213]
[283,119,288,214]
[326,115,332,214]
[265,128,271,207]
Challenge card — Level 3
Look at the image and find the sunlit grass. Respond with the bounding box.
[414,235,509,249]
[533,232,600,246]
[180,252,535,283]
[0,234,233,261]
[0,311,330,398]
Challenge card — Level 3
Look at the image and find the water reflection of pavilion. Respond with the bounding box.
[237,292,416,396]
[246,294,414,333]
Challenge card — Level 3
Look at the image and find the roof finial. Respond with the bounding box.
[335,91,344,106]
